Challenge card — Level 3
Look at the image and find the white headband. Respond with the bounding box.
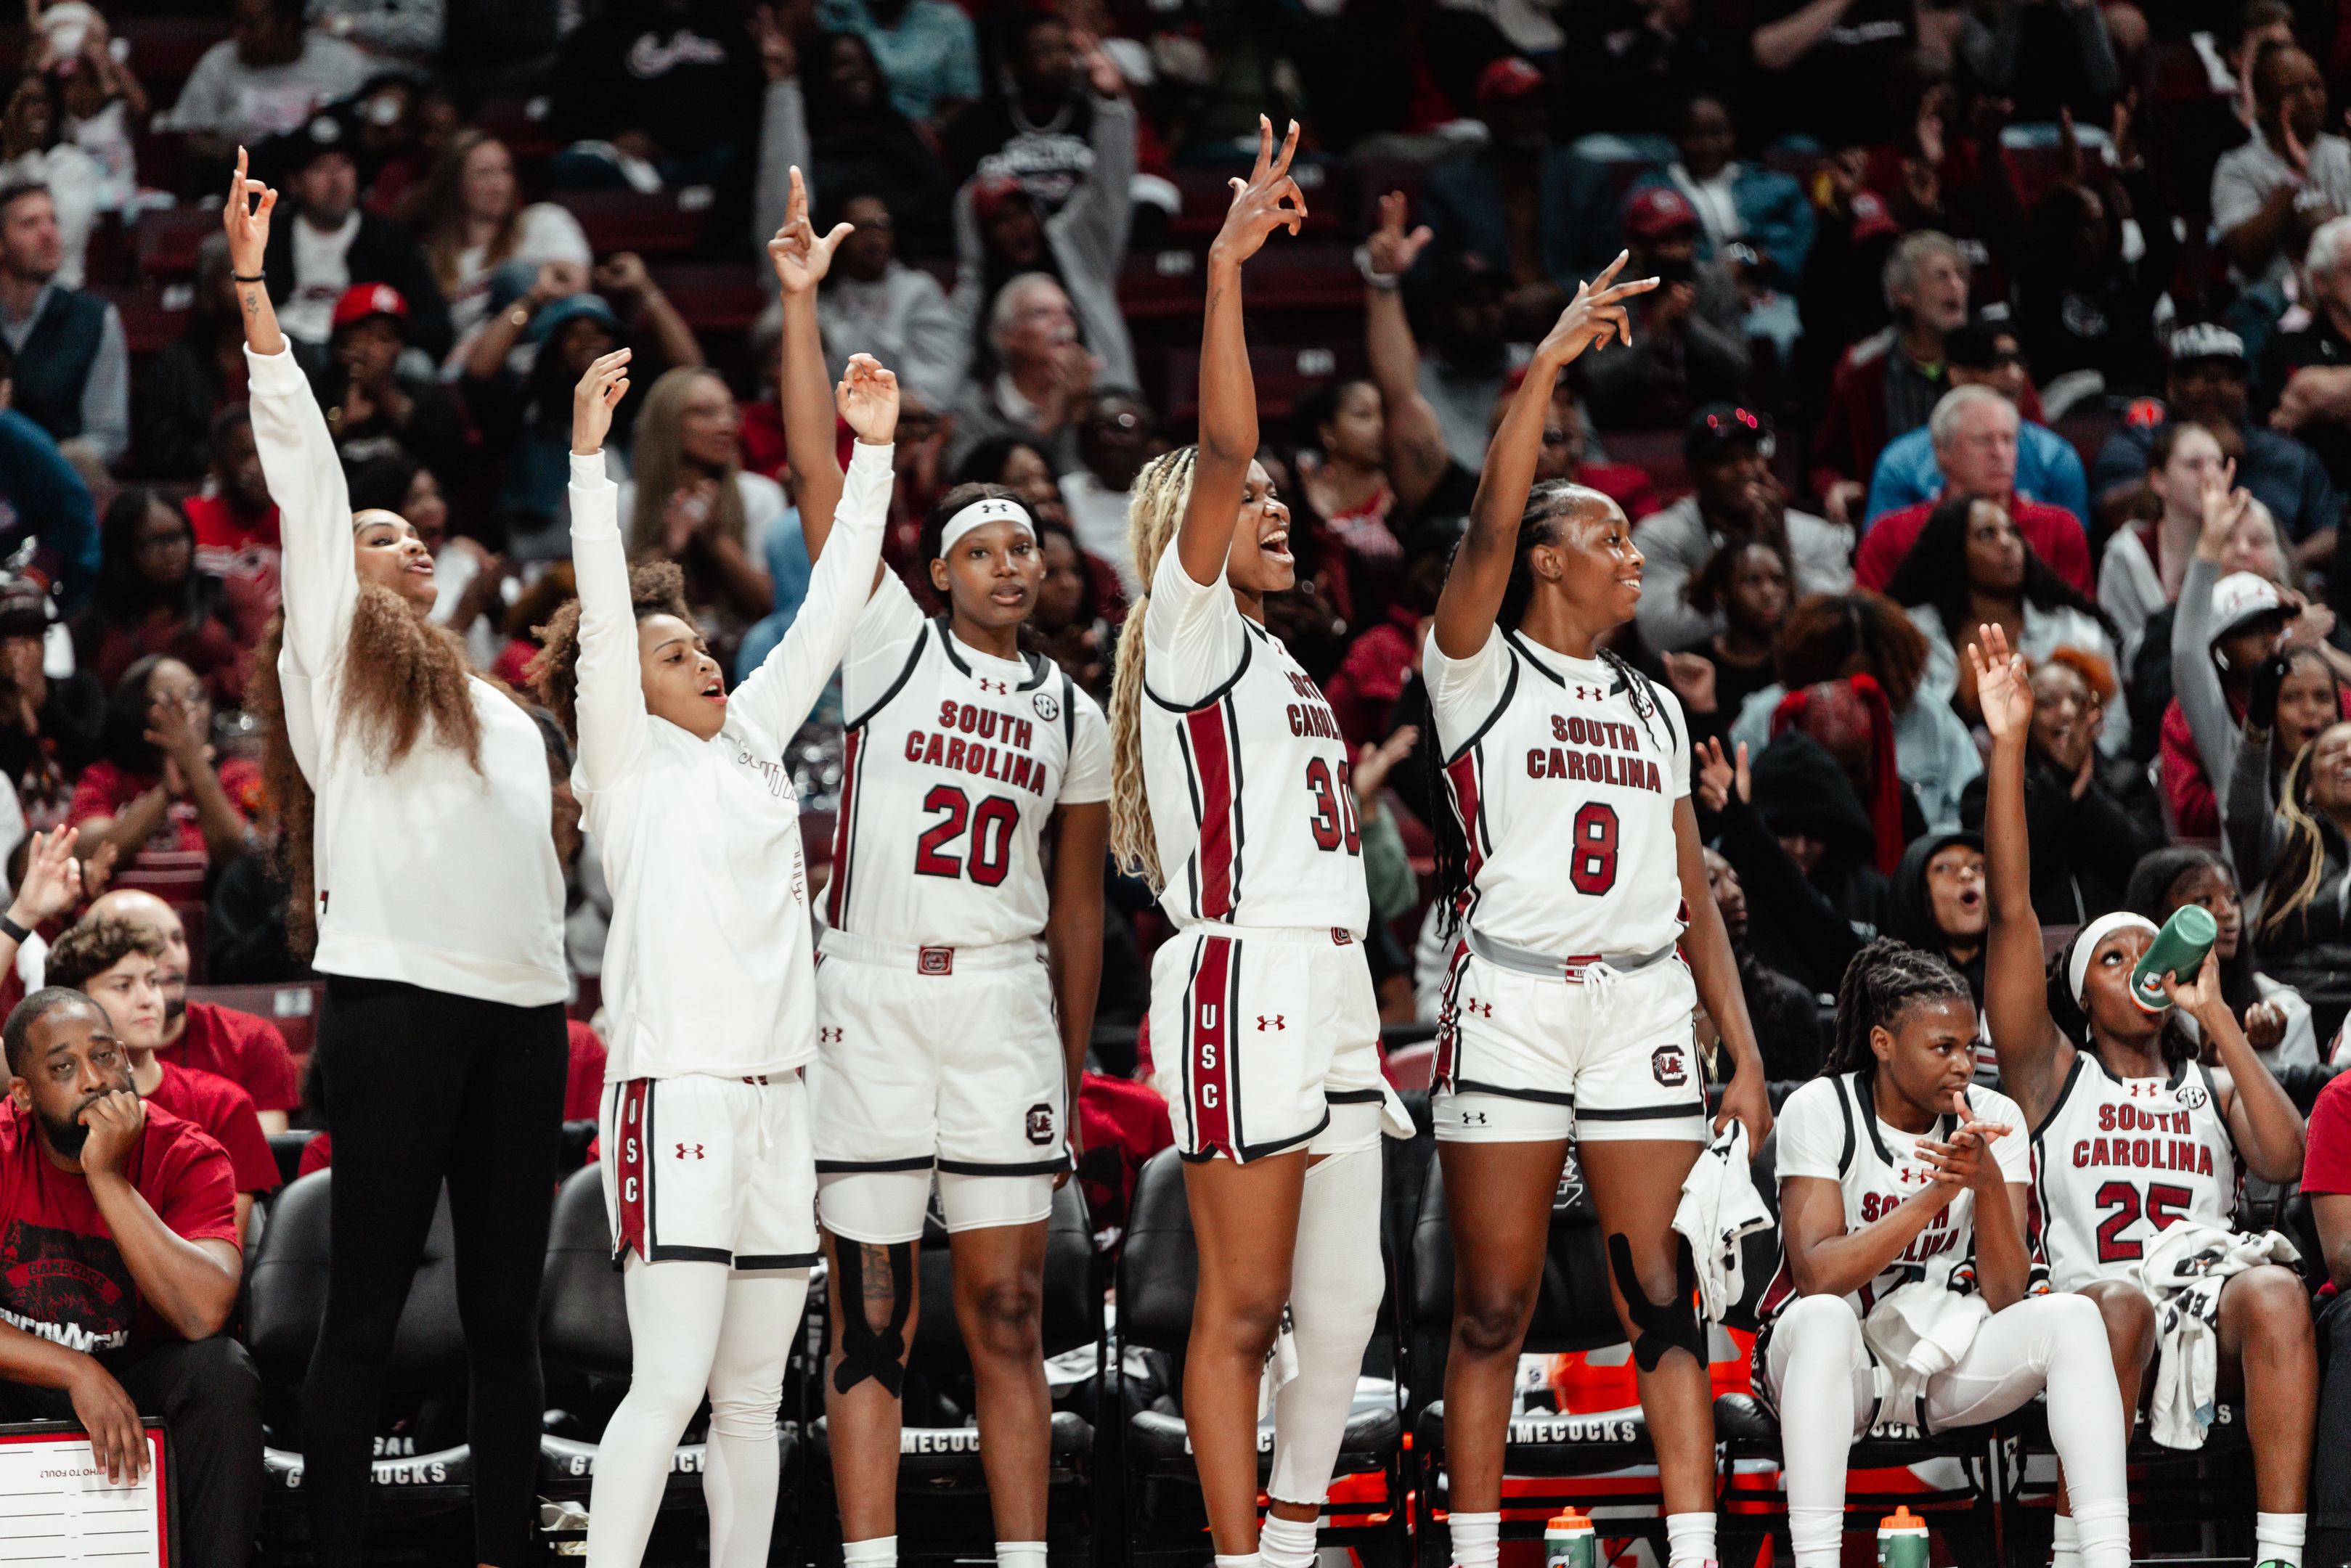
[2067,912,2159,1006]
[940,497,1035,555]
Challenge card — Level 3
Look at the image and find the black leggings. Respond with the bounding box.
[302,975,569,1567]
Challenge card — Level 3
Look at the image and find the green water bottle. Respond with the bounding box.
[2130,905,2219,1012]
[1877,1507,1930,1568]
[1544,1511,1594,1568]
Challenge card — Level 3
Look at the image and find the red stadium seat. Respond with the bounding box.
[186,981,326,1068]
[1159,341,1370,425]
[1116,245,1208,319]
[1238,241,1361,312]
[550,190,709,258]
[646,263,767,333]
[134,206,219,280]
[1164,160,1342,240]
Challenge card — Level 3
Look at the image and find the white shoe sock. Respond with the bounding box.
[1448,1511,1499,1568]
[998,1541,1048,1568]
[2257,1512,2307,1567]
[1214,1554,1263,1568]
[2050,1513,2081,1568]
[845,1538,898,1568]
[1260,1515,1320,1568]
[2071,1498,2130,1568]
[1666,1511,1716,1568]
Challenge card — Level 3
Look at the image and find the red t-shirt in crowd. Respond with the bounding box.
[144,1063,279,1195]
[182,495,280,556]
[299,1021,607,1175]
[157,1001,301,1115]
[1854,491,2093,595]
[66,756,264,904]
[0,1100,239,1365]
[1077,1071,1173,1244]
[2302,1069,2351,1196]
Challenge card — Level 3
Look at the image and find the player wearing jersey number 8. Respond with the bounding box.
[1103,116,1411,1568]
[1974,623,2315,1568]
[1420,254,1769,1568]
[767,164,1112,1568]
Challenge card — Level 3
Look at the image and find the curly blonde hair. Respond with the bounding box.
[525,560,693,738]
[1105,446,1200,889]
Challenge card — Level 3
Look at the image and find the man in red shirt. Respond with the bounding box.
[46,918,279,1234]
[0,987,260,1568]
[1854,385,2092,593]
[2302,1067,2351,1563]
[179,407,281,645]
[86,890,299,1132]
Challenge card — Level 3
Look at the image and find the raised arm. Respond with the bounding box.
[1361,192,1452,516]
[566,349,653,793]
[225,147,356,681]
[733,356,896,740]
[1053,38,1134,279]
[1430,256,1655,659]
[1972,624,2069,1118]
[767,166,854,561]
[2172,463,2249,789]
[1174,116,1307,589]
[750,9,810,281]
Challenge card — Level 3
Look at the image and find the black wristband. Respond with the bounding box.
[0,915,30,946]
[232,271,264,284]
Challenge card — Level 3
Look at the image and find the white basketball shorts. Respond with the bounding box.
[601,1070,819,1269]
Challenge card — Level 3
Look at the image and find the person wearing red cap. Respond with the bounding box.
[313,282,466,489]
[1583,185,1750,429]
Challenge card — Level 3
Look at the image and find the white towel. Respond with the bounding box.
[1862,1279,1993,1431]
[1672,1121,1774,1321]
[2134,1222,2300,1449]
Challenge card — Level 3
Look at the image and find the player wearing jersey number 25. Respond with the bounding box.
[1420,248,1769,1568]
[1975,624,2315,1568]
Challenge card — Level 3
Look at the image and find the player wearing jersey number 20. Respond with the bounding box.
[1419,248,1769,1568]
[1976,624,2315,1568]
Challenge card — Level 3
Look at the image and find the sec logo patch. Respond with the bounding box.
[1033,690,1060,722]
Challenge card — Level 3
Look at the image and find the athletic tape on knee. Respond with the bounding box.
[1608,1232,1704,1373]
[831,1241,913,1397]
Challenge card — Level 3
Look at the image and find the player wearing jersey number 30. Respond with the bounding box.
[767,165,1112,1568]
[1419,241,1769,1568]
[1976,624,2315,1568]
[1104,118,1411,1568]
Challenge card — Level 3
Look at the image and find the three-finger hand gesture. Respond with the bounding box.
[835,353,900,444]
[768,166,852,296]
[1212,115,1307,267]
[1366,191,1431,278]
[1536,252,1658,367]
[221,144,274,279]
[572,348,632,457]
[1966,622,2031,743]
[7,825,81,929]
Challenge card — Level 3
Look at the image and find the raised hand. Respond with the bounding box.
[1966,622,2031,743]
[767,166,852,296]
[7,826,83,928]
[221,144,274,279]
[752,2,797,81]
[1071,28,1125,97]
[1660,650,1717,716]
[2159,944,2229,1024]
[1535,252,1660,367]
[1212,115,1307,267]
[144,693,211,775]
[1365,191,1432,277]
[572,348,632,457]
[592,251,654,301]
[834,353,900,444]
[1351,724,1419,804]
[2196,455,2249,555]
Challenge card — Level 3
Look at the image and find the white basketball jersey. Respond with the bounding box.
[828,611,1110,949]
[1427,629,1690,955]
[1138,610,1369,935]
[1756,1074,2032,1328]
[2030,1053,2239,1291]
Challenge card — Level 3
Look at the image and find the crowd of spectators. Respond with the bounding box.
[21,0,2351,1553]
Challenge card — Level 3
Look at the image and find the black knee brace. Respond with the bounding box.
[830,1241,914,1397]
[1607,1232,1704,1373]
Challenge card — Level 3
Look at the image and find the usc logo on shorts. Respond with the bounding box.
[1651,1044,1690,1088]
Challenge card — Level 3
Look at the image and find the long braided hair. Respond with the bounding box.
[1425,482,1668,936]
[1105,447,1202,889]
[1822,936,1976,1079]
[2252,718,2351,947]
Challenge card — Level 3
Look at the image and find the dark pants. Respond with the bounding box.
[301,976,569,1568]
[2315,1290,2351,1564]
[0,1335,263,1568]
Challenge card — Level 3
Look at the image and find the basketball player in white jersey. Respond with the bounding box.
[1104,118,1408,1568]
[1974,625,2315,1568]
[765,168,1110,1568]
[533,340,895,1565]
[1415,246,1769,1568]
[1756,936,2130,1568]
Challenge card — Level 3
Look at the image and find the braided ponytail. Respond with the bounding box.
[1824,936,1974,1078]
[1107,447,1201,889]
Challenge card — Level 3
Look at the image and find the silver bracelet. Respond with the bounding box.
[1353,244,1401,292]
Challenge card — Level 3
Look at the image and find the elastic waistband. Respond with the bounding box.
[1171,921,1364,947]
[818,927,1045,973]
[1467,928,1679,979]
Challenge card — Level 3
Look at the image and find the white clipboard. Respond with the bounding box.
[0,1420,171,1567]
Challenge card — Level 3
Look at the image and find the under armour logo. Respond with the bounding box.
[1573,685,1604,702]
[1255,1015,1286,1031]
[819,1028,844,1044]
[1463,998,1493,1018]
[977,677,1008,695]
[675,1143,705,1160]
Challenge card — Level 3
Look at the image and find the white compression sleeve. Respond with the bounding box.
[587,1254,735,1566]
[1764,1295,1877,1568]
[1265,1143,1384,1509]
[706,1270,811,1568]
